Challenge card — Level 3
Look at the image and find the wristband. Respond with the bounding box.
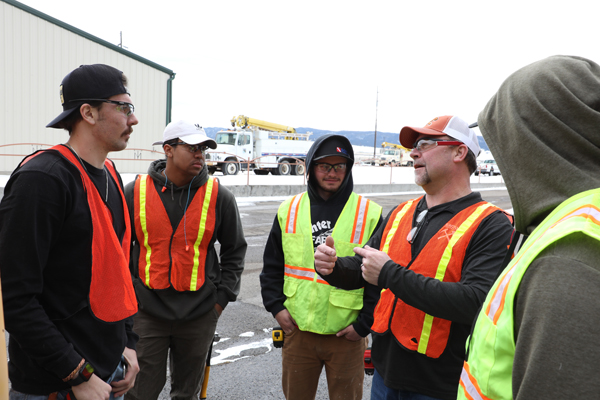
[68,362,95,386]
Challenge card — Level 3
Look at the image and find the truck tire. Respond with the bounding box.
[208,167,216,175]
[292,162,305,176]
[405,161,413,167]
[222,161,239,176]
[277,161,291,176]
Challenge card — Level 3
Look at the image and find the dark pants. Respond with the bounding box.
[371,369,443,400]
[125,308,219,400]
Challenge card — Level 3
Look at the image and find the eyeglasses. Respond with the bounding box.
[71,98,135,116]
[314,162,347,173]
[412,139,462,153]
[407,209,428,244]
[173,142,209,153]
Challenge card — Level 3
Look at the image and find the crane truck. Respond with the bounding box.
[205,115,314,176]
[380,142,413,166]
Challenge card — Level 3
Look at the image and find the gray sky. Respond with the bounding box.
[17,0,600,133]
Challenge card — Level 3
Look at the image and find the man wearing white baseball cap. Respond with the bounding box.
[314,115,514,399]
[124,120,246,399]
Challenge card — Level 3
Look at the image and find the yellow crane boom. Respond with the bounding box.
[231,115,296,134]
[381,141,409,150]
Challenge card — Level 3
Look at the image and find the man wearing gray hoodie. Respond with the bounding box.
[458,55,600,399]
[124,120,247,400]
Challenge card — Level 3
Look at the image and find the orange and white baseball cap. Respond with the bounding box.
[399,115,480,156]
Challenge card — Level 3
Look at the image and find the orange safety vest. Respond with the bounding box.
[371,197,501,358]
[19,145,137,323]
[133,174,219,291]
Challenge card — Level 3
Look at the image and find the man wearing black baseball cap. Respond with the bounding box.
[0,64,140,399]
[261,134,383,399]
[314,117,514,400]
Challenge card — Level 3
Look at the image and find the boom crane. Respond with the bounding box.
[381,142,409,151]
[231,115,296,134]
[205,115,313,176]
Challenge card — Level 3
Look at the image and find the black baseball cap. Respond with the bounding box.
[313,136,354,163]
[46,64,129,129]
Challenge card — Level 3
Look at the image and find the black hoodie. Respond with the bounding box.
[260,134,383,337]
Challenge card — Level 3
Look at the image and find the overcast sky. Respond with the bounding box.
[16,0,600,134]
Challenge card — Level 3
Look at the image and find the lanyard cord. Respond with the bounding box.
[183,175,196,251]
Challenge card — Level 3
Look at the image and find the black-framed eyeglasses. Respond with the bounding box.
[70,98,135,116]
[407,209,428,244]
[172,141,209,154]
[314,162,347,173]
[412,139,462,153]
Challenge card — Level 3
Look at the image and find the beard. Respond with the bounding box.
[414,167,431,187]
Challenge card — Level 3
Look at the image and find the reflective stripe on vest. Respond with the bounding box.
[458,189,600,400]
[373,198,500,358]
[278,191,382,334]
[283,193,377,285]
[459,363,492,400]
[134,175,218,291]
[20,145,137,323]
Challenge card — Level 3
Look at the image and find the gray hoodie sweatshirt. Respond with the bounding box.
[125,159,247,321]
[478,55,600,399]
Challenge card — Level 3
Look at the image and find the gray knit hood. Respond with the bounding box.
[478,55,600,234]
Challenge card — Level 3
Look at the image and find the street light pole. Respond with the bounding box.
[373,87,378,160]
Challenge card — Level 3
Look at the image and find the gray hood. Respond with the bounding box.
[478,55,600,234]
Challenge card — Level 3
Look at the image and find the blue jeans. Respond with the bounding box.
[10,356,126,400]
[371,369,443,400]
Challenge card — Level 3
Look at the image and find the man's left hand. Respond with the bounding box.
[111,347,139,397]
[354,245,391,286]
[336,325,362,341]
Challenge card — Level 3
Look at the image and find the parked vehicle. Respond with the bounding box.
[475,159,501,176]
[205,115,313,176]
[356,142,413,166]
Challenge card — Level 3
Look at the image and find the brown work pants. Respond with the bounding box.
[282,329,366,400]
[125,308,219,400]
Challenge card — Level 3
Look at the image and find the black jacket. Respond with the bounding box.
[323,193,514,399]
[0,148,136,394]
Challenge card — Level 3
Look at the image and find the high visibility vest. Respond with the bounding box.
[279,192,382,334]
[371,197,502,358]
[458,188,600,400]
[19,145,137,323]
[134,174,219,291]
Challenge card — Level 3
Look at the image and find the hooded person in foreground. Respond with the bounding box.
[260,134,383,400]
[458,55,600,399]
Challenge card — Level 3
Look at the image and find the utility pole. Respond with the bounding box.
[373,87,378,159]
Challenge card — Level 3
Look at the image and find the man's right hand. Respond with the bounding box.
[314,236,337,276]
[71,374,112,400]
[274,309,297,334]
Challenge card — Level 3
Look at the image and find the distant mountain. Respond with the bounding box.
[204,127,489,152]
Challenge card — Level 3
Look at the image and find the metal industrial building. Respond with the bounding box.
[0,0,175,173]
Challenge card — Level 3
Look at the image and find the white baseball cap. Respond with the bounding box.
[153,120,217,149]
[399,115,480,156]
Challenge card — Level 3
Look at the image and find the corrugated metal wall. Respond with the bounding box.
[0,0,173,173]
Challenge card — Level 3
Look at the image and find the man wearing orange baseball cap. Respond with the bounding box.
[314,116,513,400]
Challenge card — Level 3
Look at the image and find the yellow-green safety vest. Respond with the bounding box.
[278,191,382,334]
[458,188,600,400]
